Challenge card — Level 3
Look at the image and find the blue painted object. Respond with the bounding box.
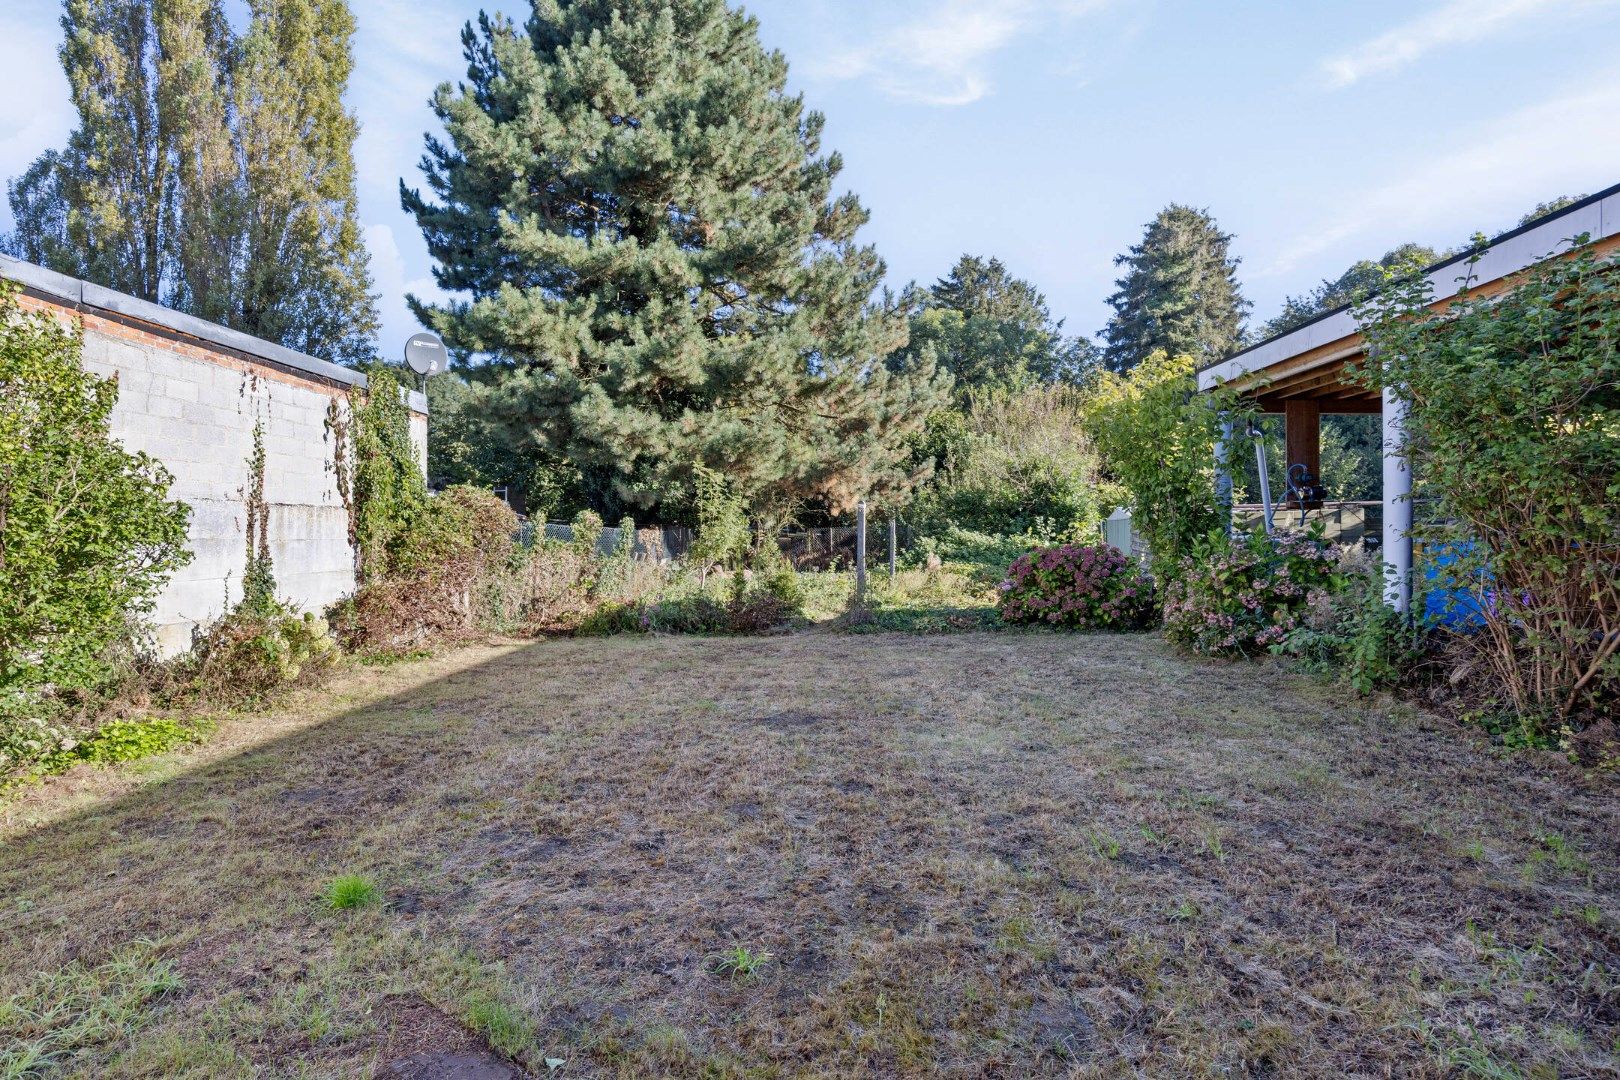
[1421,541,1490,628]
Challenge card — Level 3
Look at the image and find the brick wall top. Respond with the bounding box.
[2,253,428,415]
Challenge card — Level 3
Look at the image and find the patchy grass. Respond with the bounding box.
[1,634,1616,1076]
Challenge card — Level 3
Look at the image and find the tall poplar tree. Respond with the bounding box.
[1102,204,1249,373]
[4,0,377,365]
[402,1,946,523]
[231,0,377,361]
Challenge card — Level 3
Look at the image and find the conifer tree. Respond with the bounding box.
[402,1,946,523]
[4,0,377,365]
[1102,205,1249,373]
[897,254,1097,392]
[1262,242,1438,338]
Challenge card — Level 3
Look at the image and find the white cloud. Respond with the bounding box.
[1265,69,1620,276]
[365,222,445,355]
[809,0,1111,106]
[1320,0,1616,89]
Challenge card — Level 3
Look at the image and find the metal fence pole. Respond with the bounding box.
[855,500,867,604]
[888,518,897,579]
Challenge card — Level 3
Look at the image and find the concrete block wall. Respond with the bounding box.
[3,255,428,656]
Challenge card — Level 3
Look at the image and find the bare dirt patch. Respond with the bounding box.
[1,633,1616,1077]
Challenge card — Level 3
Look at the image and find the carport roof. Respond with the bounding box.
[1197,182,1620,412]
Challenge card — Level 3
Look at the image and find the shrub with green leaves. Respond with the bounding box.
[0,281,191,701]
[1163,530,1341,657]
[3,714,212,788]
[907,385,1107,540]
[1272,549,1426,694]
[1352,240,1620,732]
[580,570,801,636]
[1083,351,1233,577]
[909,526,1045,583]
[998,543,1157,630]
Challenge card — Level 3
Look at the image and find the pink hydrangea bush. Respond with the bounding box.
[1162,530,1341,656]
[998,543,1158,630]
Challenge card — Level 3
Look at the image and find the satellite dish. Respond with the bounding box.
[404,332,447,377]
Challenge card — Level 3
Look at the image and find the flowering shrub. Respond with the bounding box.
[1163,530,1341,656]
[998,543,1157,630]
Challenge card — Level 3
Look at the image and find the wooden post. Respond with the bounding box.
[888,518,898,579]
[855,501,867,603]
[1284,399,1321,503]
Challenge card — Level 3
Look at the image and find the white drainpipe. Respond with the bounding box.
[1382,384,1413,613]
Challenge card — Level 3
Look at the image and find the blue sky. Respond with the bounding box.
[4,0,1619,355]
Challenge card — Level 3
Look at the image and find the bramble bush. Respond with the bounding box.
[1271,546,1425,694]
[1163,530,1341,657]
[998,543,1157,630]
[333,484,524,654]
[1353,240,1620,739]
[175,604,337,705]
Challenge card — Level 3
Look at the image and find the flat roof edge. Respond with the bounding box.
[2,253,426,414]
[1201,178,1620,392]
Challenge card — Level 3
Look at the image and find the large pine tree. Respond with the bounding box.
[402,1,945,523]
[1102,204,1249,373]
[4,0,377,365]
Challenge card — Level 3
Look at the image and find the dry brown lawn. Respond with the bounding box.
[1,632,1617,1078]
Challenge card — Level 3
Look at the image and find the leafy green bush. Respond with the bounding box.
[1272,550,1426,693]
[1083,351,1232,577]
[0,281,191,702]
[910,527,1035,580]
[851,566,1000,634]
[688,467,749,572]
[907,386,1106,539]
[0,709,82,781]
[1163,530,1341,657]
[579,572,800,636]
[1353,240,1620,732]
[3,713,212,788]
[998,543,1157,630]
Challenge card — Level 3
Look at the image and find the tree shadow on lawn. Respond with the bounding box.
[1,633,1618,1078]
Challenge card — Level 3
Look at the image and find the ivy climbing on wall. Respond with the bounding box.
[325,367,426,582]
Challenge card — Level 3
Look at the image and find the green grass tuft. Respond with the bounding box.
[321,874,379,911]
[710,945,772,981]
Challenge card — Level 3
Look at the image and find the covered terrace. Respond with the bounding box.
[1199,183,1620,613]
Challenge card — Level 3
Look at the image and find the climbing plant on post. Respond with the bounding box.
[1352,240,1620,735]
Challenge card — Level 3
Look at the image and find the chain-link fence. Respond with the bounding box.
[777,520,913,571]
[516,517,913,570]
[517,520,694,561]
